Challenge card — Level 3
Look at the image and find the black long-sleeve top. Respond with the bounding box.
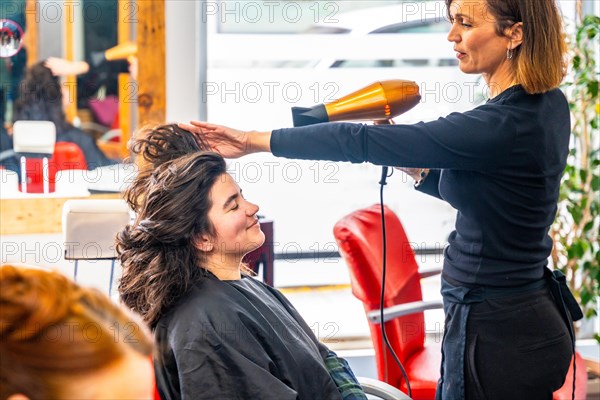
[271,85,571,287]
[77,58,129,108]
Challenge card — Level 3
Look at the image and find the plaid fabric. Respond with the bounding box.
[325,351,368,400]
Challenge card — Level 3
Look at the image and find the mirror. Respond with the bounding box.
[0,19,24,58]
[61,0,138,159]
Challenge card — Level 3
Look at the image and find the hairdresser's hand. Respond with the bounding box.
[179,121,271,158]
[127,56,138,80]
[45,57,90,76]
[395,167,429,185]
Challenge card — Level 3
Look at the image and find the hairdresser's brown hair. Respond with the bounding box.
[446,0,567,93]
[117,124,228,328]
[0,265,153,400]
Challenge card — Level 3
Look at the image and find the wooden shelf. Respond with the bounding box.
[1,193,121,235]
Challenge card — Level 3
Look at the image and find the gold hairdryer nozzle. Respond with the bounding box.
[292,80,421,127]
[104,41,137,61]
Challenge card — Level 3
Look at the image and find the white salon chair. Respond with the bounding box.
[62,199,131,296]
[12,120,56,194]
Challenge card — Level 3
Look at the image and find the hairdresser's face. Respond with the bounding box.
[447,0,511,80]
[207,173,265,256]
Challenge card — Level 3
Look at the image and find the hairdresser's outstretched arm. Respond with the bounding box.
[179,121,271,158]
[45,57,90,76]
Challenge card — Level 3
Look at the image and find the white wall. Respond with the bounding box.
[166,0,203,122]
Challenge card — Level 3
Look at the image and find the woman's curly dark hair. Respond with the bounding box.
[116,124,225,328]
[125,124,210,212]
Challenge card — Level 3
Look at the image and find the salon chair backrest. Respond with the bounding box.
[13,121,56,155]
[63,199,131,260]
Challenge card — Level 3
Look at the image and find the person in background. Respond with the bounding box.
[116,124,367,400]
[0,264,155,400]
[181,0,576,398]
[44,55,136,134]
[45,53,135,125]
[13,62,118,169]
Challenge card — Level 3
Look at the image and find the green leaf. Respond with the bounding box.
[567,246,575,260]
[564,165,574,177]
[588,80,599,98]
[572,240,585,259]
[581,286,591,304]
[589,267,599,281]
[581,241,590,253]
[584,220,595,232]
[592,175,600,191]
[594,333,600,345]
[573,208,583,225]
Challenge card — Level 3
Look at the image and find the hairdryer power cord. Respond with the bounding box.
[379,166,412,398]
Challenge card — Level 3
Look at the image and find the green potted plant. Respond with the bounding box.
[551,9,599,342]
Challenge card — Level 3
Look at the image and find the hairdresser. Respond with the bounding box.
[182,1,578,398]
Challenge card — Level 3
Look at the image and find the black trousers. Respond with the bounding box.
[464,287,573,400]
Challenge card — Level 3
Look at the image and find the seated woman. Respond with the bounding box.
[13,62,118,169]
[0,264,155,400]
[116,124,366,400]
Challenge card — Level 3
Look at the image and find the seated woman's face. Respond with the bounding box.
[206,173,265,256]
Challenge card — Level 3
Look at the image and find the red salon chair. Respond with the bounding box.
[334,204,442,399]
[553,352,588,400]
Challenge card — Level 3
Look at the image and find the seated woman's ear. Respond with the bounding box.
[194,235,214,252]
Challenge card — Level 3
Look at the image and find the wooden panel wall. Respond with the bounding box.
[136,0,166,127]
[24,0,37,66]
[63,1,77,123]
[118,0,135,158]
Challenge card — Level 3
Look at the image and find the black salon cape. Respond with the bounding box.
[153,272,342,400]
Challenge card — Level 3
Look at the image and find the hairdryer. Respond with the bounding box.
[291,80,421,127]
[90,41,137,67]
